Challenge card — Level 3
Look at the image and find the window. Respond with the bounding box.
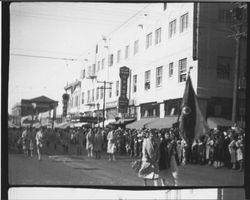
[164,99,182,116]
[180,13,188,32]
[80,69,85,79]
[217,56,231,80]
[117,50,121,63]
[134,40,139,54]
[169,62,173,77]
[97,61,100,72]
[108,54,113,66]
[218,9,233,23]
[109,83,112,98]
[82,92,84,104]
[87,90,90,103]
[179,58,187,82]
[75,95,78,107]
[92,64,96,74]
[169,19,176,38]
[92,89,95,102]
[156,66,163,87]
[145,70,151,90]
[146,33,152,48]
[155,28,161,45]
[125,45,130,59]
[88,65,91,76]
[96,88,99,100]
[100,88,104,99]
[101,58,105,69]
[116,81,119,96]
[133,74,137,93]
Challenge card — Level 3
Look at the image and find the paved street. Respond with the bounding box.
[9,153,244,186]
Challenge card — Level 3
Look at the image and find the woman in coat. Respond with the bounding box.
[158,132,179,186]
[94,128,103,159]
[228,134,237,169]
[35,126,44,161]
[107,129,117,161]
[138,129,160,186]
[86,128,94,157]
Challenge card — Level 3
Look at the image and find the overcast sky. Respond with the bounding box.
[8,2,149,114]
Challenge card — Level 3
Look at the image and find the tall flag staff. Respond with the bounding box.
[178,67,209,145]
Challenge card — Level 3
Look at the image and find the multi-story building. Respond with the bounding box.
[64,79,81,118]
[11,103,22,126]
[73,3,246,128]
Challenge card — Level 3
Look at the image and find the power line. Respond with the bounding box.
[10,53,77,61]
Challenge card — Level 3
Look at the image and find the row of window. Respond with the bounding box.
[81,13,189,77]
[77,55,231,107]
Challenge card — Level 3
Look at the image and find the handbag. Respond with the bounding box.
[131,159,142,173]
[138,162,154,176]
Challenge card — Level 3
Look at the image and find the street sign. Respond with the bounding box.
[119,66,130,113]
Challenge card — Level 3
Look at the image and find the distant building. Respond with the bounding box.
[69,3,247,127]
[11,103,21,126]
[64,79,81,118]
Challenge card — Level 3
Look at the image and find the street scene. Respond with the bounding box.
[7,2,246,197]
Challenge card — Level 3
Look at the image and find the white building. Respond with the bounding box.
[68,3,247,128]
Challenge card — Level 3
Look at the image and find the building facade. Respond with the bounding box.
[11,103,22,126]
[69,3,246,127]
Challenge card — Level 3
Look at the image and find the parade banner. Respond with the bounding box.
[178,75,209,143]
[118,66,130,113]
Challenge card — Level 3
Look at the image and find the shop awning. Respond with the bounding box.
[54,121,73,129]
[111,118,136,125]
[207,117,232,129]
[73,122,88,127]
[95,119,116,127]
[126,118,158,129]
[146,116,178,129]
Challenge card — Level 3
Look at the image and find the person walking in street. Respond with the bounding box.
[94,127,103,159]
[35,126,44,161]
[158,132,179,186]
[86,128,94,157]
[107,128,117,161]
[228,133,237,169]
[21,127,29,156]
[75,128,84,155]
[138,129,160,186]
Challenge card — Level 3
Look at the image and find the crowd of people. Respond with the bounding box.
[8,123,245,185]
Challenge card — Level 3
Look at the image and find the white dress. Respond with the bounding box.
[107,131,116,154]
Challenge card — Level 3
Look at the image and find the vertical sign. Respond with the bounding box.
[118,66,130,113]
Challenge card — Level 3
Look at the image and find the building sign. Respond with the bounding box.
[118,66,130,113]
[106,100,118,109]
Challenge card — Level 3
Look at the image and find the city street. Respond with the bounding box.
[9,153,244,186]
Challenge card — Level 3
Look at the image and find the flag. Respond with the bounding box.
[178,75,209,144]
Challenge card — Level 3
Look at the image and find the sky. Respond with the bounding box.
[8,2,149,115]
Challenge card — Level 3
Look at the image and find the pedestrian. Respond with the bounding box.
[86,128,94,157]
[228,133,237,169]
[107,128,117,161]
[138,129,160,186]
[75,128,84,155]
[94,128,103,159]
[36,126,44,161]
[29,127,36,157]
[235,135,244,171]
[21,127,29,156]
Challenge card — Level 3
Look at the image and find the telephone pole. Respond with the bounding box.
[97,80,113,129]
[230,3,247,125]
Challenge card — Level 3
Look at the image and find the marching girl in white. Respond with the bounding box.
[36,126,44,161]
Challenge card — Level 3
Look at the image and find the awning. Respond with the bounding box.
[126,118,158,129]
[207,117,232,129]
[146,116,178,129]
[111,118,136,125]
[73,122,88,127]
[54,121,73,129]
[95,119,116,127]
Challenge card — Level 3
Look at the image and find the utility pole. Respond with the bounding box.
[97,80,113,129]
[230,3,247,125]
